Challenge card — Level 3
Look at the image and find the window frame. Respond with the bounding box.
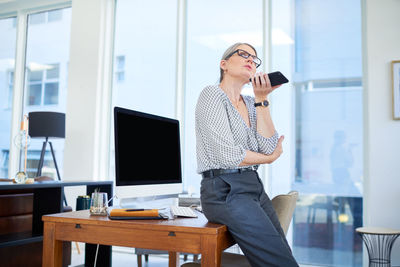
[2,2,72,178]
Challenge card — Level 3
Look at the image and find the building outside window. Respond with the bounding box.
[29,9,63,25]
[0,16,17,178]
[6,71,14,109]
[21,8,71,179]
[27,63,59,106]
[115,55,125,82]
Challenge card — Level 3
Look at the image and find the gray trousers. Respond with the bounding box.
[200,170,299,267]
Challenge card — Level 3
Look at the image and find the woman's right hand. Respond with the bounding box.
[239,135,285,166]
[267,135,284,163]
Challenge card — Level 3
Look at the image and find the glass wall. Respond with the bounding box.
[184,0,263,193]
[271,0,363,266]
[110,0,178,179]
[22,8,71,178]
[0,17,17,178]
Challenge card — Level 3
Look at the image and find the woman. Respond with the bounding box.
[195,43,298,267]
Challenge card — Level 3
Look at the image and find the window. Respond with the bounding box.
[271,0,363,266]
[29,12,46,25]
[22,8,72,179]
[184,0,263,193]
[6,71,14,109]
[29,9,63,25]
[115,55,125,82]
[0,16,17,178]
[47,9,63,22]
[27,63,60,106]
[110,0,178,178]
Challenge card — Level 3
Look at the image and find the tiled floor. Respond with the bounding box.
[70,243,321,267]
[70,244,188,267]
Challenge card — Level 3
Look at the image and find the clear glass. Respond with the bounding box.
[90,192,108,215]
[22,8,71,179]
[0,17,17,178]
[184,0,263,193]
[110,0,178,179]
[271,0,363,266]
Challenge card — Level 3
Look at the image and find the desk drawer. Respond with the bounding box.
[55,223,202,253]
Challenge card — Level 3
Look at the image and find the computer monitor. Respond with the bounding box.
[114,107,183,205]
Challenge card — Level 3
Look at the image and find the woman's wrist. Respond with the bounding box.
[255,95,268,102]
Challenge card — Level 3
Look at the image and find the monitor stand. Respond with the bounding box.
[118,193,179,209]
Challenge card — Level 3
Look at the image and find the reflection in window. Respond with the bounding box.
[23,8,71,179]
[272,0,363,266]
[0,16,17,178]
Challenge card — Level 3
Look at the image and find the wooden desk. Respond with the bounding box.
[42,210,235,267]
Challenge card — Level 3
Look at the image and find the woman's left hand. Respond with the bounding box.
[251,72,281,101]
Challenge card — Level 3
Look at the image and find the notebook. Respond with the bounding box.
[108,208,168,220]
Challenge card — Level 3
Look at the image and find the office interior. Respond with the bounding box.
[0,0,399,266]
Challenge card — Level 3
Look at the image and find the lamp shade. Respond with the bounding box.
[28,111,65,138]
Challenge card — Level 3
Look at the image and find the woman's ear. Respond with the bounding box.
[220,60,227,72]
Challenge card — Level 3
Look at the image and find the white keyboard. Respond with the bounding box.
[170,206,198,218]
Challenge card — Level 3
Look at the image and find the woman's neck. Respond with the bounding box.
[219,78,245,103]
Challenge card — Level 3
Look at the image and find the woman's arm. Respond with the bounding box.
[239,135,284,166]
[252,72,281,139]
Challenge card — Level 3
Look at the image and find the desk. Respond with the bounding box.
[42,210,235,267]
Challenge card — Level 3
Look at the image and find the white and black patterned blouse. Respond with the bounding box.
[195,85,279,174]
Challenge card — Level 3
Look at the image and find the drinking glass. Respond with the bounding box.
[90,192,108,216]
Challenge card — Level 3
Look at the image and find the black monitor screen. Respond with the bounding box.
[114,107,182,186]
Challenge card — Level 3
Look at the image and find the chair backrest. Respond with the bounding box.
[271,191,298,236]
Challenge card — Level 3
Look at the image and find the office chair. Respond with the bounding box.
[181,191,299,267]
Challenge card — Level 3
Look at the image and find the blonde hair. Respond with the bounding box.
[219,42,258,82]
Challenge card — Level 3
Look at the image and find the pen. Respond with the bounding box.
[125,209,149,211]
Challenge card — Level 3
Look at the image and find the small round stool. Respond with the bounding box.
[356,227,400,267]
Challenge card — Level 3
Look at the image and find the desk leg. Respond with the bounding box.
[201,235,221,267]
[168,251,180,267]
[43,222,63,267]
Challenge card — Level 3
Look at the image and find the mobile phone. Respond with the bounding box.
[249,71,289,86]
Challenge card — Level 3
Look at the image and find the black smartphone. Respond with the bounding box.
[249,71,289,86]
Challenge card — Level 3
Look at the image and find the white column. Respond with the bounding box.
[63,0,113,181]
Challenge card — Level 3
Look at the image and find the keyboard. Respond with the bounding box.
[170,206,198,218]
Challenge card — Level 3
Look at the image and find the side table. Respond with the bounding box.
[356,227,400,267]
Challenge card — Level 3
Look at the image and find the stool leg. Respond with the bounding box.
[137,255,142,267]
[359,233,400,267]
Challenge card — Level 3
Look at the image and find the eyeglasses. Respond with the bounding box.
[225,49,262,68]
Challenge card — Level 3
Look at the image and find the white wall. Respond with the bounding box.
[363,0,400,264]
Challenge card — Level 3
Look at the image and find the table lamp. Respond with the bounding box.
[28,111,67,205]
